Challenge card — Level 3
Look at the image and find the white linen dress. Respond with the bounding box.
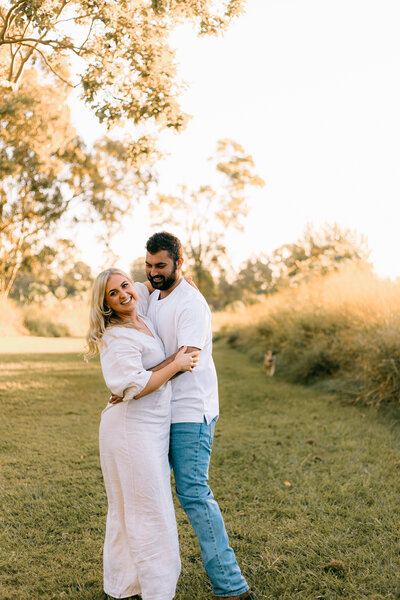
[99,302,180,600]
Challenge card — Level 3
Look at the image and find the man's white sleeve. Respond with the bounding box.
[176,301,210,350]
[134,281,150,315]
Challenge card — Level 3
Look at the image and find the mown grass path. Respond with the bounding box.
[0,343,399,600]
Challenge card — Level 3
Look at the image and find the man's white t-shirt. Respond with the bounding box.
[135,281,150,315]
[146,279,219,424]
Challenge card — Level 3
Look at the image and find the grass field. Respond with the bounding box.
[0,342,399,600]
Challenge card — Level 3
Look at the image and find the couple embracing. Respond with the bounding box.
[86,232,254,600]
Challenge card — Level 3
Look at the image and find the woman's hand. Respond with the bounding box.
[184,276,198,290]
[174,346,200,372]
[109,394,124,405]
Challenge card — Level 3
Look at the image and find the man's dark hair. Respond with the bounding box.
[146,231,183,264]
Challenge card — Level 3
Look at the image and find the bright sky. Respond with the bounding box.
[71,0,400,279]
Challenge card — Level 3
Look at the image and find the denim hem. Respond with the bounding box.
[213,585,250,598]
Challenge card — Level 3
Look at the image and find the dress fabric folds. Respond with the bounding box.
[99,322,180,600]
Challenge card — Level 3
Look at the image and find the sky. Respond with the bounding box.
[70,0,400,279]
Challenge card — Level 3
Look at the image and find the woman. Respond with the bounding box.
[85,268,199,600]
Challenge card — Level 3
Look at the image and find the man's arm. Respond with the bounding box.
[151,346,200,379]
[150,346,200,371]
[109,346,200,403]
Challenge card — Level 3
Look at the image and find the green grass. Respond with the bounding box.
[0,344,399,599]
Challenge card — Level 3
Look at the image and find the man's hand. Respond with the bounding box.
[109,394,124,405]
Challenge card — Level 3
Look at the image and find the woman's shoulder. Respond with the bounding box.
[102,325,139,343]
[100,326,143,360]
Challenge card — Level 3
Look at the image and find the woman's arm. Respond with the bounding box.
[109,346,199,403]
[134,346,198,398]
[143,280,154,293]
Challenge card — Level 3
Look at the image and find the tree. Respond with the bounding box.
[0,0,245,143]
[149,139,265,300]
[130,257,147,283]
[9,239,93,301]
[235,255,275,297]
[217,224,370,308]
[271,223,370,288]
[0,2,247,298]
[0,70,148,297]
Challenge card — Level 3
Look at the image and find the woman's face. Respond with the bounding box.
[104,274,138,320]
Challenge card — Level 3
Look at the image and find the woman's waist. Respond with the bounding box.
[101,385,171,419]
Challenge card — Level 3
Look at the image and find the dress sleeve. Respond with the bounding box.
[101,330,152,400]
[135,282,150,315]
[176,300,210,350]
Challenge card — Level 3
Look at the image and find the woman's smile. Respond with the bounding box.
[105,274,138,318]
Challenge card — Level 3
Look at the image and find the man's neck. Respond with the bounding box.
[159,275,183,299]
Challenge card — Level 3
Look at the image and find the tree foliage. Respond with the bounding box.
[225,223,371,308]
[9,239,93,302]
[0,0,245,134]
[130,256,147,283]
[271,223,370,288]
[235,255,275,297]
[0,70,149,297]
[0,1,246,298]
[150,139,265,299]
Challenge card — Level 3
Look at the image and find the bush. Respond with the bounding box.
[213,265,400,405]
[354,323,400,406]
[23,316,71,337]
[0,297,28,335]
[0,294,89,338]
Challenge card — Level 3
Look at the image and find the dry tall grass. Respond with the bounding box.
[0,297,28,336]
[0,294,90,337]
[213,265,400,405]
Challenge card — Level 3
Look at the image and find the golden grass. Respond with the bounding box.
[0,297,28,336]
[213,265,400,405]
[0,294,90,338]
[24,294,90,336]
[213,265,400,331]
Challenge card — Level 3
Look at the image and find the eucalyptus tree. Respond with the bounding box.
[271,223,371,288]
[0,0,246,297]
[150,139,265,299]
[0,70,149,297]
[0,0,245,136]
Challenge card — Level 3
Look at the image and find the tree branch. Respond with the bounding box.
[8,42,16,80]
[77,15,95,56]
[0,1,25,42]
[32,45,77,88]
[55,13,93,25]
[1,37,81,53]
[13,28,59,84]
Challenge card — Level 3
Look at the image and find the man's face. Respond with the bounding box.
[145,250,181,290]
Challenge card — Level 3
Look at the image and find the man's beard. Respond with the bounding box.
[147,265,178,291]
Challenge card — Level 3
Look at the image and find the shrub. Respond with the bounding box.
[23,316,71,337]
[0,297,28,335]
[213,265,400,405]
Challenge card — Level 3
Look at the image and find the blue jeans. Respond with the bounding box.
[169,419,249,597]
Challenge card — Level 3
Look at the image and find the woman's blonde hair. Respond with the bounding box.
[85,267,135,360]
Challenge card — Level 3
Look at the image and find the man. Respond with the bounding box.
[145,231,254,600]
